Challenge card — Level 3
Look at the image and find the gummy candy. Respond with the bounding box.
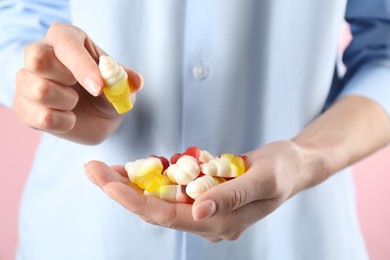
[144,185,190,203]
[220,153,246,176]
[149,155,170,171]
[186,175,225,199]
[124,147,247,203]
[125,157,164,192]
[200,153,245,178]
[198,150,214,163]
[166,155,200,185]
[170,146,201,164]
[98,55,133,114]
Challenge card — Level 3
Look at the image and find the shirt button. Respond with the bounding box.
[192,65,209,80]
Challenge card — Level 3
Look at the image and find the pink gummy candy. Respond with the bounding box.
[170,146,201,164]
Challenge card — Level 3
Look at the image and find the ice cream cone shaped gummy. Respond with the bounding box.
[144,185,190,203]
[166,155,200,185]
[125,158,166,192]
[186,175,225,199]
[201,153,246,178]
[98,55,133,114]
[124,147,248,203]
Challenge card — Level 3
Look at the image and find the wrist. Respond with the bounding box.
[290,139,331,191]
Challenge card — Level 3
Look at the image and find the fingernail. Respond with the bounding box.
[193,200,216,221]
[84,75,102,96]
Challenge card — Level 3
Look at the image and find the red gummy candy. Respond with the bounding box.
[170,146,201,164]
[170,153,181,164]
[149,155,170,171]
[240,155,248,163]
[184,146,200,159]
[198,172,205,178]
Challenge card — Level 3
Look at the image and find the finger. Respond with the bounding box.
[111,165,129,178]
[101,180,225,233]
[43,23,104,96]
[86,163,255,239]
[84,161,130,187]
[13,96,76,133]
[85,161,246,236]
[192,168,276,221]
[123,66,144,94]
[16,69,79,111]
[102,181,196,228]
[24,41,77,85]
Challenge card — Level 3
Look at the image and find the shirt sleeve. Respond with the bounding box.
[338,0,390,117]
[0,0,70,108]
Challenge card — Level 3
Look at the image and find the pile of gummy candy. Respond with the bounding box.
[125,146,247,203]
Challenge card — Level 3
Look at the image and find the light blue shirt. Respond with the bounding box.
[1,0,390,259]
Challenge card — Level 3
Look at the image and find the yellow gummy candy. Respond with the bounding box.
[134,165,163,192]
[220,153,246,176]
[99,55,133,114]
[103,77,133,114]
[144,185,178,202]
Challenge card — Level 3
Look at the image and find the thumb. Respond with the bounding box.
[44,23,104,96]
[191,175,257,221]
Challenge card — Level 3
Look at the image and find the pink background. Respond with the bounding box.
[1,107,390,260]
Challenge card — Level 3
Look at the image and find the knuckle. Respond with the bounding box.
[205,236,222,243]
[224,188,249,212]
[156,209,178,229]
[54,36,74,64]
[32,80,50,102]
[68,93,79,110]
[223,231,242,241]
[140,216,158,226]
[139,205,178,230]
[36,109,56,130]
[24,43,51,73]
[51,24,85,58]
[47,22,68,37]
[216,223,243,241]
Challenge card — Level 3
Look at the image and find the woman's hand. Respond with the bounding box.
[14,23,143,144]
[84,141,316,242]
[84,95,390,242]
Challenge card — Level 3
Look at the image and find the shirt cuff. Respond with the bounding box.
[338,60,390,118]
